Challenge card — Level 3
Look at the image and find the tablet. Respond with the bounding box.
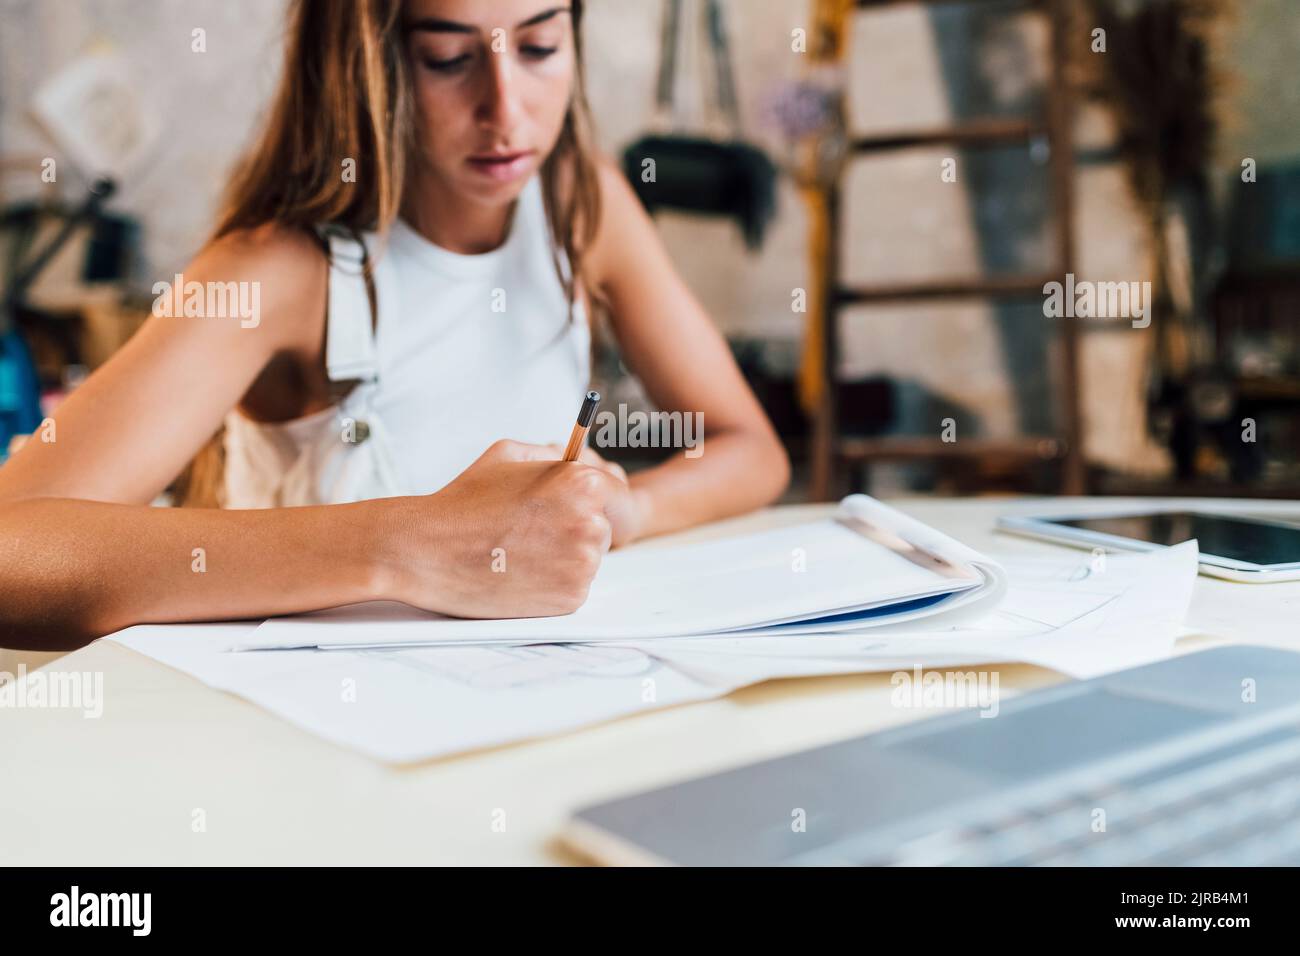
[997,510,1300,582]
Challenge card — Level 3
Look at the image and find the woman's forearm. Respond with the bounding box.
[0,496,392,651]
[628,427,790,541]
[0,427,788,649]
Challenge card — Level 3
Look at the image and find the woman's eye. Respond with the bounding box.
[521,45,558,61]
[421,53,470,73]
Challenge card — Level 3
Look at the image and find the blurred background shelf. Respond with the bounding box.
[4,0,1297,502]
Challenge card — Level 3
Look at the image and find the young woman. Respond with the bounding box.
[0,0,789,651]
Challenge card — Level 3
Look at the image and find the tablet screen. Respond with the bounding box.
[1047,513,1300,565]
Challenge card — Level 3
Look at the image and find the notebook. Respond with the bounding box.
[238,495,1007,651]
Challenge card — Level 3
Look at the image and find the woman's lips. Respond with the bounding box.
[466,150,534,182]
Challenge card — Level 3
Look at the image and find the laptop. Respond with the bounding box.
[563,645,1300,866]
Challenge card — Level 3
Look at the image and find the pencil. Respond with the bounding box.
[563,390,601,461]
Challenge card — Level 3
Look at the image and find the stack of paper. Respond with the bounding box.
[109,543,1198,763]
[105,497,1201,763]
[240,496,1008,650]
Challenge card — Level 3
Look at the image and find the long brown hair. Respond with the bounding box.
[174,0,602,507]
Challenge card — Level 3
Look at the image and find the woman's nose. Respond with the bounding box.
[476,49,524,132]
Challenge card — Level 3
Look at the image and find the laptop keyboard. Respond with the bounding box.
[868,731,1300,866]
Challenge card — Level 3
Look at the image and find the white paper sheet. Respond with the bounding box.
[108,542,1197,763]
[112,625,738,763]
[241,496,1007,650]
[618,542,1201,682]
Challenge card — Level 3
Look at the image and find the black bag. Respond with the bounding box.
[621,0,777,251]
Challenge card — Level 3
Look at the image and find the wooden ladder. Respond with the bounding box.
[809,0,1085,499]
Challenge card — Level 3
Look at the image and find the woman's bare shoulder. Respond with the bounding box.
[584,151,667,290]
[192,222,329,354]
[581,152,642,282]
[200,222,327,286]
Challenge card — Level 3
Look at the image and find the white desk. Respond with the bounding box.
[3,496,1299,865]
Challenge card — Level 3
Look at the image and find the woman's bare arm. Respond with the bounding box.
[0,495,392,650]
[0,225,627,649]
[587,158,791,539]
[0,226,326,505]
[0,225,388,649]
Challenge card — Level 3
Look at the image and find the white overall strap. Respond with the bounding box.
[318,226,380,384]
[322,405,406,503]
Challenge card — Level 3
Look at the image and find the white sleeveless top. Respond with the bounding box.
[221,174,591,508]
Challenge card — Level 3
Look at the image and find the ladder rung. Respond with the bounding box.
[837,436,1064,461]
[836,273,1055,304]
[851,118,1042,153]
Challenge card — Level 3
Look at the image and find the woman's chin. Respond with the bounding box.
[457,173,532,208]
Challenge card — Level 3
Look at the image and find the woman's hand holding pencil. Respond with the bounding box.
[374,396,645,619]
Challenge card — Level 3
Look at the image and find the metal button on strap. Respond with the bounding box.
[345,419,371,444]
